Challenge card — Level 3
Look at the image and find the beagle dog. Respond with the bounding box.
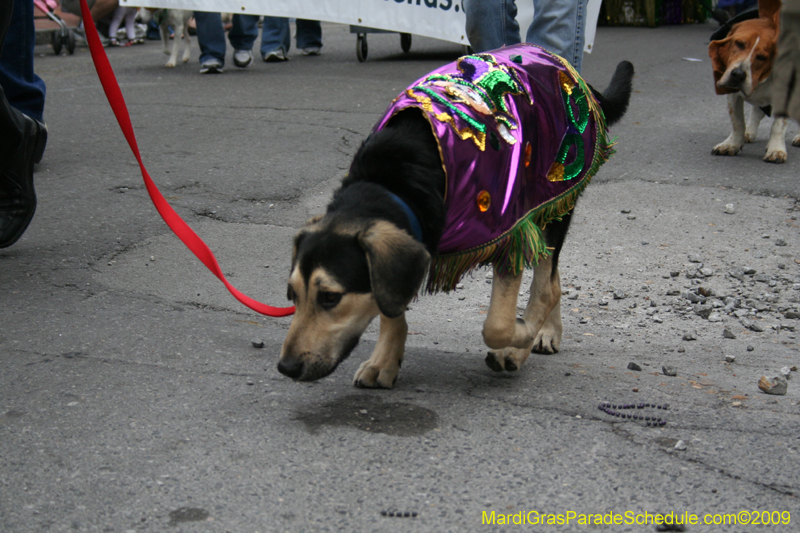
[709,0,800,163]
[277,46,634,388]
[137,8,192,68]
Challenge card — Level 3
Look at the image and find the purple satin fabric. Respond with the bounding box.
[375,43,603,259]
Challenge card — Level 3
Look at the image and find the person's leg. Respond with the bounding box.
[0,0,46,123]
[193,11,226,67]
[259,16,290,60]
[107,5,126,42]
[526,0,586,72]
[295,19,322,53]
[123,7,137,41]
[464,0,520,53]
[228,14,259,51]
[0,0,47,248]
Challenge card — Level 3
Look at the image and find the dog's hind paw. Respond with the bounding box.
[791,134,800,147]
[711,143,742,156]
[764,149,787,164]
[353,361,399,389]
[485,347,529,372]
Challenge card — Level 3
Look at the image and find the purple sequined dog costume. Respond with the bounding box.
[374,43,614,292]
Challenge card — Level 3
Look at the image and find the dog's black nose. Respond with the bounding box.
[729,67,746,85]
[277,358,304,379]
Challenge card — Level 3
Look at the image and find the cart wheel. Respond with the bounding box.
[66,29,76,54]
[400,33,412,53]
[356,33,368,62]
[51,30,62,55]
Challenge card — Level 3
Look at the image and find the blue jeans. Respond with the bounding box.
[193,12,259,65]
[260,17,322,57]
[0,0,46,122]
[464,0,586,73]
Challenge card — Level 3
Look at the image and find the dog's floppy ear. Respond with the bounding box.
[708,37,738,95]
[358,220,430,318]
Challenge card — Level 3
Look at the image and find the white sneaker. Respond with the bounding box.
[233,49,253,68]
[263,49,287,62]
[199,58,223,74]
[302,47,321,56]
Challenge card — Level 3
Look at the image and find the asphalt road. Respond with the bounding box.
[2,19,799,532]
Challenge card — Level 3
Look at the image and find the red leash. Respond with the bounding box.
[78,0,294,317]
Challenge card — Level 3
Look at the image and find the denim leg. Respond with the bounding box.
[464,0,520,53]
[295,19,322,50]
[260,16,290,57]
[228,14,259,51]
[0,0,46,123]
[193,11,226,65]
[526,0,586,72]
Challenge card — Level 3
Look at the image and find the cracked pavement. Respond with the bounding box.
[1,21,799,533]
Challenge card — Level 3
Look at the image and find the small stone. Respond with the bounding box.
[670,271,680,278]
[627,214,636,220]
[698,267,714,277]
[776,238,787,247]
[674,440,687,451]
[682,331,697,341]
[251,339,265,349]
[621,208,631,214]
[724,203,735,214]
[677,347,686,353]
[599,298,609,306]
[613,289,626,300]
[684,291,705,304]
[662,365,678,376]
[780,366,792,379]
[485,271,494,280]
[688,254,702,263]
[627,362,642,371]
[758,375,788,395]
[725,355,736,363]
[722,328,736,339]
[747,345,755,352]
[694,305,713,319]
[708,313,723,322]
[732,401,742,407]
[741,318,764,332]
[784,310,800,319]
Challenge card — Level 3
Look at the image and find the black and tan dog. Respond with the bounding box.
[279,49,633,388]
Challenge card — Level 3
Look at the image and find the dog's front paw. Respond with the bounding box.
[532,329,561,354]
[485,347,530,373]
[792,133,800,148]
[711,142,742,156]
[764,149,787,164]
[164,61,177,68]
[353,361,399,389]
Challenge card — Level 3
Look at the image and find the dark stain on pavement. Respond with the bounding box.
[295,394,438,436]
[168,507,209,526]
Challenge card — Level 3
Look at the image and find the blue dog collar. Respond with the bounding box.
[387,192,423,242]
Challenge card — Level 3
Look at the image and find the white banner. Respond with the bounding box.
[122,0,599,51]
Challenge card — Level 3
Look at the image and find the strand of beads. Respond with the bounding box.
[598,402,669,427]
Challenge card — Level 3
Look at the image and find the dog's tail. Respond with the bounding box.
[591,61,634,127]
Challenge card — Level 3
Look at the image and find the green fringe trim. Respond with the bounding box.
[425,66,616,294]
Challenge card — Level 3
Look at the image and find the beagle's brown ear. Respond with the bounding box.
[758,0,781,20]
[358,220,431,318]
[708,37,737,95]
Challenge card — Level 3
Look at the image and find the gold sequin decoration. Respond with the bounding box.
[477,191,491,212]
[407,88,487,151]
[559,71,574,95]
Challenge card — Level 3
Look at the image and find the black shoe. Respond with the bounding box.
[0,114,47,248]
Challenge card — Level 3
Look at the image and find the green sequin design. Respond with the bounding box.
[414,85,487,135]
[555,133,584,181]
[564,82,590,134]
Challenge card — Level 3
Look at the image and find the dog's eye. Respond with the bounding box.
[318,291,343,310]
[755,54,768,62]
[734,40,745,50]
